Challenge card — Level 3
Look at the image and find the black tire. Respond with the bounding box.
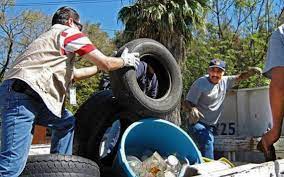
[110,38,182,118]
[21,173,94,177]
[100,167,125,177]
[86,111,135,165]
[73,90,136,168]
[20,154,99,177]
[73,90,120,156]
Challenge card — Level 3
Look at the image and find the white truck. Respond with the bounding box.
[205,86,284,176]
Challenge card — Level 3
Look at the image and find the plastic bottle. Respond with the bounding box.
[166,155,181,175]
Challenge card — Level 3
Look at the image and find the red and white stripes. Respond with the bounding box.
[60,28,96,56]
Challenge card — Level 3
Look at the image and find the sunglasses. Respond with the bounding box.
[73,20,83,31]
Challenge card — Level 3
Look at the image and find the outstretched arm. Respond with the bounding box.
[235,67,262,83]
[73,66,98,81]
[72,47,140,82]
[60,28,140,72]
[83,48,140,72]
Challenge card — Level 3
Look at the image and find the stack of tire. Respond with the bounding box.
[22,39,182,177]
[73,38,182,177]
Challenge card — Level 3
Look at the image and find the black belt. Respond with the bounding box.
[12,80,41,102]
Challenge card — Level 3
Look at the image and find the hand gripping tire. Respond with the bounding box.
[110,38,182,118]
[20,154,100,177]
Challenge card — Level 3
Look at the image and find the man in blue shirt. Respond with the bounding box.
[136,61,158,98]
[183,59,262,159]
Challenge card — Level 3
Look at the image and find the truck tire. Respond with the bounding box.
[73,90,136,167]
[110,38,182,118]
[20,154,99,177]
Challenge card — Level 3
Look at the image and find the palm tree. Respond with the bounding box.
[118,0,208,63]
[118,0,208,126]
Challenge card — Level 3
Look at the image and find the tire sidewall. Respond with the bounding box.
[110,38,182,116]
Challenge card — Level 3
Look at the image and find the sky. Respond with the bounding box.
[13,0,132,38]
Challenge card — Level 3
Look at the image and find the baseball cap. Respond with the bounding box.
[209,59,226,71]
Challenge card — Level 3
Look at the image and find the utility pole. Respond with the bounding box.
[266,0,269,33]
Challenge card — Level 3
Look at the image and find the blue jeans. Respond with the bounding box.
[188,122,215,159]
[0,79,75,177]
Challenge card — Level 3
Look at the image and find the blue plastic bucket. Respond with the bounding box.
[114,118,203,177]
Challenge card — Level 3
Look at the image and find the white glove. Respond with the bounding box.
[121,47,140,69]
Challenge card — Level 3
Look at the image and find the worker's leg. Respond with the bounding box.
[0,80,36,177]
[188,122,214,159]
[37,108,75,155]
[262,67,284,148]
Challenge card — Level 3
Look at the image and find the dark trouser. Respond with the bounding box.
[188,122,215,159]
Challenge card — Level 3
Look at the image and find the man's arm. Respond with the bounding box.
[73,47,140,81]
[73,66,98,81]
[83,50,123,71]
[182,100,195,112]
[60,28,139,72]
[83,48,139,72]
[182,100,204,124]
[182,81,205,124]
[235,67,262,83]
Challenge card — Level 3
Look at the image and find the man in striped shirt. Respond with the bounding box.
[0,6,139,177]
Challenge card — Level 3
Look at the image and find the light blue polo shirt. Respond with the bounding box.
[263,24,284,79]
[186,75,237,125]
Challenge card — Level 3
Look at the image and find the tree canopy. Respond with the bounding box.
[182,0,284,92]
[0,1,50,80]
[118,0,208,62]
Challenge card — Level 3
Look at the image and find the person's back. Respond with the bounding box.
[4,23,79,116]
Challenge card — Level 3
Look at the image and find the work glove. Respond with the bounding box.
[188,107,204,125]
[247,67,262,75]
[121,47,140,70]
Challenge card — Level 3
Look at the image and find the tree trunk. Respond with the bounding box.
[164,102,181,126]
[162,35,184,127]
[0,39,13,80]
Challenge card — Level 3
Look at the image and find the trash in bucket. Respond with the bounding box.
[129,151,185,176]
[113,118,203,177]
